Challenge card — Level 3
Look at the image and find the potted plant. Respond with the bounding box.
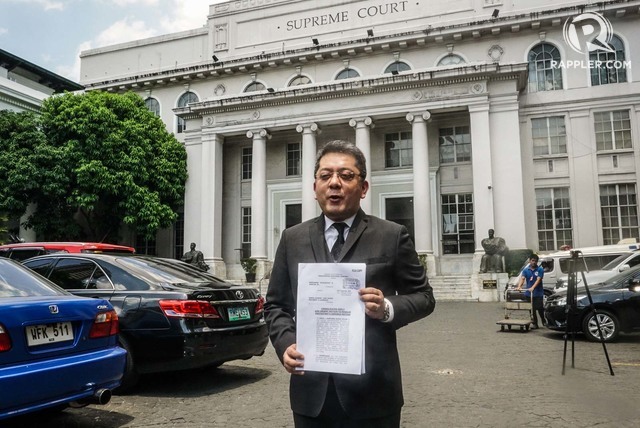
[241,257,257,282]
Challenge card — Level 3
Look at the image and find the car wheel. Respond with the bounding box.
[116,336,140,393]
[582,310,620,343]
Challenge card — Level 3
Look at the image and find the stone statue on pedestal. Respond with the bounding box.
[479,229,508,273]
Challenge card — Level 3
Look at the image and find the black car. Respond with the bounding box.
[544,265,640,342]
[23,254,269,390]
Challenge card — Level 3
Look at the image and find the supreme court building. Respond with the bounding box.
[80,0,640,298]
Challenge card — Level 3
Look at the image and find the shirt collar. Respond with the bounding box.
[324,214,356,232]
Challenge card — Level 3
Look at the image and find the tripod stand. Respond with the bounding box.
[562,250,614,376]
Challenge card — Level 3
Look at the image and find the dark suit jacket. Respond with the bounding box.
[264,209,435,419]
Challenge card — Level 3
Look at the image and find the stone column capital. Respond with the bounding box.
[246,129,271,139]
[406,111,431,123]
[349,117,374,128]
[296,122,321,134]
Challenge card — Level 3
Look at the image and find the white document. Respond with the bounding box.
[296,263,366,375]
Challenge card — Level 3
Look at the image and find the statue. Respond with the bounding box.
[181,242,209,272]
[479,229,508,273]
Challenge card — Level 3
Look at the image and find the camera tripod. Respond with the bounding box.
[562,250,614,376]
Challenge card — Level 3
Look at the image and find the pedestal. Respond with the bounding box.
[207,258,227,279]
[471,272,508,302]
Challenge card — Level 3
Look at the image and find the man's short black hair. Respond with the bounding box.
[530,254,539,262]
[314,140,367,180]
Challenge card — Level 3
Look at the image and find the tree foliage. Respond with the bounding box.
[0,91,187,242]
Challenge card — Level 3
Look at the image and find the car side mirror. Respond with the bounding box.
[619,264,630,272]
[629,278,640,292]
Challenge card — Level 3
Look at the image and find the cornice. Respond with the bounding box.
[86,0,636,92]
[176,62,527,117]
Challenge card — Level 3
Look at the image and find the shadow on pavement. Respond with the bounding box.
[1,407,134,428]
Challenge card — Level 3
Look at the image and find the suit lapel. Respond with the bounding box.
[309,215,332,263]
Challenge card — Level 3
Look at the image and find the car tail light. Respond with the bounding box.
[159,300,221,319]
[254,296,265,315]
[89,310,120,338]
[0,324,11,352]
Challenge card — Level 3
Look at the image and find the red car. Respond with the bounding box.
[0,242,135,262]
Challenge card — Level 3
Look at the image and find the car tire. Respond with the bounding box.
[582,310,620,343]
[116,335,140,393]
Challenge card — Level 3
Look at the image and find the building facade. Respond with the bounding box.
[80,0,640,298]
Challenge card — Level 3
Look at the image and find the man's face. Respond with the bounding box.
[314,152,369,222]
[529,258,538,267]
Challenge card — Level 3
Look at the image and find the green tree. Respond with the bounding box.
[0,92,187,242]
[0,110,46,220]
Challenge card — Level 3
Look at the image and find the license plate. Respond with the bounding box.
[228,306,250,321]
[26,322,74,346]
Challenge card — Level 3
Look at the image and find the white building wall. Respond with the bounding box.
[79,0,640,284]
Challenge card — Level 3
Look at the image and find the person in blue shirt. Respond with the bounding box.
[517,254,545,328]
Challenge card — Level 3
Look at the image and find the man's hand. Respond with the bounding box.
[359,287,386,320]
[283,344,304,375]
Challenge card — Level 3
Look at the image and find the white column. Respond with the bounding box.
[349,117,373,214]
[200,132,225,276]
[469,105,495,253]
[246,129,270,260]
[183,133,203,252]
[406,111,432,254]
[296,123,321,222]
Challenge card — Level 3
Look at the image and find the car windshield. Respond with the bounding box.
[598,265,640,289]
[600,253,631,271]
[0,259,67,298]
[114,257,228,285]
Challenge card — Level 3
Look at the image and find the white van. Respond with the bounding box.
[554,245,640,291]
[507,244,637,296]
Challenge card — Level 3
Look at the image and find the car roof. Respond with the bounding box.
[0,241,134,251]
[540,243,639,259]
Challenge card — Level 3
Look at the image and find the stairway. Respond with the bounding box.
[428,275,475,301]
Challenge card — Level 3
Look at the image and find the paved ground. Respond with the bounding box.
[6,302,640,427]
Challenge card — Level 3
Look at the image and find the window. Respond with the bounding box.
[384,61,411,74]
[177,91,198,133]
[49,259,98,290]
[536,188,573,251]
[600,184,639,245]
[594,110,632,151]
[437,54,465,66]
[439,126,471,163]
[288,76,312,86]
[145,97,160,116]
[531,117,566,155]
[135,234,156,256]
[285,204,302,229]
[241,207,252,258]
[385,132,413,168]
[336,68,360,79]
[174,212,184,260]
[385,197,415,243]
[242,147,252,180]
[527,43,563,92]
[244,82,266,92]
[287,143,301,176]
[590,35,627,86]
[441,193,474,254]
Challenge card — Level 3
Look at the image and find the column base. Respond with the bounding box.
[206,258,227,279]
[418,252,437,277]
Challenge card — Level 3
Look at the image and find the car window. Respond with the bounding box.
[625,254,640,269]
[601,253,633,270]
[49,258,99,290]
[0,259,67,297]
[600,265,640,289]
[88,266,115,290]
[540,259,553,273]
[23,257,55,277]
[9,248,46,261]
[98,262,150,291]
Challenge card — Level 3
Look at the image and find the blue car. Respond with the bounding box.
[0,258,126,421]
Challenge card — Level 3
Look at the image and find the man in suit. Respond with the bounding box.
[265,140,436,427]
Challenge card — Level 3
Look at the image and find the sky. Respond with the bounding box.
[0,0,227,82]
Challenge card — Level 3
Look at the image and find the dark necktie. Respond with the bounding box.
[331,222,347,261]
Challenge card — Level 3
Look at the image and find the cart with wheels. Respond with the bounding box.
[496,289,533,332]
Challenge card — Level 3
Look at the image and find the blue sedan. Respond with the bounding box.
[0,258,126,421]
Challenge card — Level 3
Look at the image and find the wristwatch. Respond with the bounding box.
[382,300,390,322]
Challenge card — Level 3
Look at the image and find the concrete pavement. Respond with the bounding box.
[6,302,640,427]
